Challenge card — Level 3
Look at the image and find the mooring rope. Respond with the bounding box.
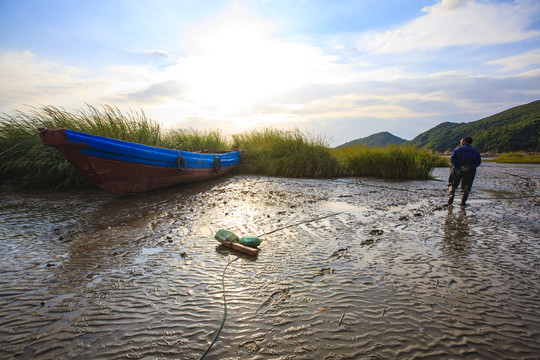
[0,129,45,157]
[257,211,345,238]
[199,256,239,359]
[199,211,345,358]
[355,180,538,201]
[199,176,537,357]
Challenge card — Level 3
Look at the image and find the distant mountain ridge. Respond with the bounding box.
[408,100,539,152]
[337,131,407,148]
[338,100,540,153]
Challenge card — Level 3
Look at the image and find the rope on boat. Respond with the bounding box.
[0,129,46,157]
[199,256,239,359]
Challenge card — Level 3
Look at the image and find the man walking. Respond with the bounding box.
[448,137,481,206]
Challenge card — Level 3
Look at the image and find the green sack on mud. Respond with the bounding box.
[214,229,239,243]
[238,236,262,248]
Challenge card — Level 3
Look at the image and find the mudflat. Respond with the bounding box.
[1,163,538,359]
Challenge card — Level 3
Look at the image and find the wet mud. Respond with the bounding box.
[1,162,539,359]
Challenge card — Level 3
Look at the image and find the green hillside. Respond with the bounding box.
[338,131,407,148]
[408,100,540,153]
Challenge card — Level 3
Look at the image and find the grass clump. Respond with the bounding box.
[491,152,540,164]
[232,128,342,178]
[332,144,444,180]
[1,105,447,190]
[0,105,162,189]
[161,128,230,152]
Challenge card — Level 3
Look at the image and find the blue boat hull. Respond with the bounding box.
[40,129,241,195]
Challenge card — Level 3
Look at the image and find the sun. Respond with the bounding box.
[173,8,322,113]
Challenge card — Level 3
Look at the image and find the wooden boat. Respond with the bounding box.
[39,128,241,195]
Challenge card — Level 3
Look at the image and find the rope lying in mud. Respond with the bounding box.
[200,212,345,358]
[257,211,345,238]
[356,181,539,201]
[200,256,239,360]
[472,194,539,200]
[0,129,45,157]
[353,178,539,201]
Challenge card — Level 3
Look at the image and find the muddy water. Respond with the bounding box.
[1,163,539,359]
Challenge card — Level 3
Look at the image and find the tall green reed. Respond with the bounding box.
[1,106,446,190]
[232,128,342,178]
[0,105,161,188]
[492,152,540,164]
[332,144,443,180]
[161,128,230,152]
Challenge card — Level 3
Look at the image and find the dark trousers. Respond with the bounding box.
[448,166,476,194]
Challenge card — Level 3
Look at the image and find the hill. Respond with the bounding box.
[337,131,407,148]
[408,100,540,153]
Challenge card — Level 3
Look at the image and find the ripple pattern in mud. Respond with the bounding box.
[1,163,539,359]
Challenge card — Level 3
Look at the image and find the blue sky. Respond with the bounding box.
[1,0,539,145]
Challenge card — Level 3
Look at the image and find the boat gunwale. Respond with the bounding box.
[44,128,241,170]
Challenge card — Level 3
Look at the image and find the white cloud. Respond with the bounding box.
[1,3,539,146]
[0,50,182,112]
[170,6,354,113]
[0,51,92,109]
[487,49,540,72]
[362,0,540,54]
[119,80,183,104]
[423,0,475,13]
[134,49,171,59]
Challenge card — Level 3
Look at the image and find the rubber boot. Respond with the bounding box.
[460,192,469,206]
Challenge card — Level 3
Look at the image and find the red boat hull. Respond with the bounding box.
[39,129,240,195]
[59,151,236,195]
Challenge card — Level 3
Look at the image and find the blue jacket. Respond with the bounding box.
[450,144,481,170]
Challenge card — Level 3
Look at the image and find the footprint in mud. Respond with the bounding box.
[329,247,349,260]
[361,229,384,247]
[360,239,377,247]
[314,267,334,278]
[257,288,291,314]
[240,340,260,354]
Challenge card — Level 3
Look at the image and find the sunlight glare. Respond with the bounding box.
[176,8,330,113]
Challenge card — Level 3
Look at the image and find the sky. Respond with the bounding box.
[1,0,539,146]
